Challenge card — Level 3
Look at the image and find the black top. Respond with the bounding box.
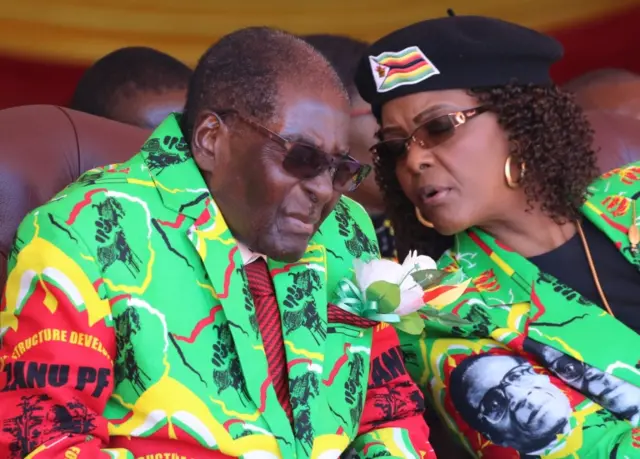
[529,219,640,334]
[372,215,397,260]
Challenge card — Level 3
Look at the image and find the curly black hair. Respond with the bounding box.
[376,84,600,260]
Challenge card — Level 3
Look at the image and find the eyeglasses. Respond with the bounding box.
[477,363,535,425]
[217,110,371,193]
[371,106,490,159]
[547,354,585,384]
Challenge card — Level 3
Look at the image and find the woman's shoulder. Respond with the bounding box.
[591,160,640,194]
[434,246,477,276]
[435,248,458,270]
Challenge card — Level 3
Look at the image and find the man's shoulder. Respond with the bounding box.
[39,153,154,214]
[18,152,160,239]
[333,196,371,223]
[317,196,379,257]
[316,197,380,292]
[322,196,375,235]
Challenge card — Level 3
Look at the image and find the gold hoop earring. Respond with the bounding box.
[504,155,526,189]
[415,207,434,228]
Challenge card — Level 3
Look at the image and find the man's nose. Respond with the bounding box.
[504,383,531,409]
[301,169,335,205]
[584,367,605,383]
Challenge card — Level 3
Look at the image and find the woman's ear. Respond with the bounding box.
[191,112,225,173]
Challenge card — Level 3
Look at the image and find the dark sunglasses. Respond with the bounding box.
[217,110,371,193]
[478,363,534,424]
[371,106,490,159]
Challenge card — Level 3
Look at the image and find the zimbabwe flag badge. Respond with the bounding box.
[368,46,440,93]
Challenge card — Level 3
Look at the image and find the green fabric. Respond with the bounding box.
[2,115,426,458]
[401,163,640,458]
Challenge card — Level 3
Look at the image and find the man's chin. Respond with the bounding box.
[264,237,312,263]
[515,418,568,453]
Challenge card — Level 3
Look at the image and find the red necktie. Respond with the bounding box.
[244,258,294,423]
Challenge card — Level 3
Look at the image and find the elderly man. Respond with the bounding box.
[0,27,434,458]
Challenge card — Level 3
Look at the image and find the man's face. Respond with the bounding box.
[112,88,187,129]
[199,85,350,262]
[527,339,640,422]
[346,93,383,213]
[573,81,640,119]
[459,355,571,453]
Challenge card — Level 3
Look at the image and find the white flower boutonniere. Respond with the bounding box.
[332,251,472,334]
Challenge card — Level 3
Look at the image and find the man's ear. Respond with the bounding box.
[191,112,225,173]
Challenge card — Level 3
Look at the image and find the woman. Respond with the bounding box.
[354,13,640,458]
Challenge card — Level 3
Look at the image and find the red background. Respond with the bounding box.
[0,5,639,110]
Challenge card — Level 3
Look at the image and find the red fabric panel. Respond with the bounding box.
[0,57,86,109]
[549,4,640,84]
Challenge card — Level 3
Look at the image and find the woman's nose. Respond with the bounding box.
[404,140,434,174]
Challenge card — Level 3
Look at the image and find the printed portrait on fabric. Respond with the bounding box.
[524,338,640,424]
[431,339,601,458]
[449,353,572,454]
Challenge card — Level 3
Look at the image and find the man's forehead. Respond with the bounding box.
[278,80,349,115]
[277,97,350,150]
[281,98,348,122]
[538,345,564,362]
[463,356,519,406]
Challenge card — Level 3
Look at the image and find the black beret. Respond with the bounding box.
[354,15,564,118]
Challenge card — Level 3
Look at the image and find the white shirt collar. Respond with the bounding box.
[237,242,266,266]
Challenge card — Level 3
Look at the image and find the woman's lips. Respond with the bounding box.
[420,187,452,206]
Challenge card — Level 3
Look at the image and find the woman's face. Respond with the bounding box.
[380,89,518,235]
